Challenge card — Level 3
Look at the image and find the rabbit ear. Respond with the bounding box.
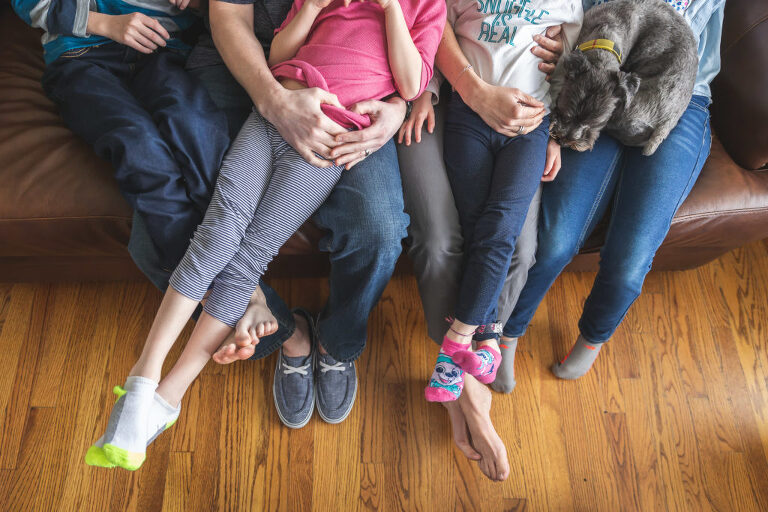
[614,71,641,108]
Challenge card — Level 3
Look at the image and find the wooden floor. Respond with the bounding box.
[1,241,768,511]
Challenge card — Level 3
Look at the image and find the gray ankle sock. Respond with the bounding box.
[491,337,518,393]
[552,335,602,380]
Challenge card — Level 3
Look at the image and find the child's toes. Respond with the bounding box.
[234,325,252,347]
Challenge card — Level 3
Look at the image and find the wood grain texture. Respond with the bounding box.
[1,240,767,511]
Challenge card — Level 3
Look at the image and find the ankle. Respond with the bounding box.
[282,314,311,357]
[445,320,476,346]
[477,339,499,352]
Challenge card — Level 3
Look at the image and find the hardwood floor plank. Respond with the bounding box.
[0,242,767,510]
[0,283,48,469]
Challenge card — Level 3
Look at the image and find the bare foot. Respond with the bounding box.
[443,400,482,461]
[457,375,510,481]
[212,287,278,364]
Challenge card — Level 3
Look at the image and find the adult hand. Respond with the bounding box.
[260,87,348,168]
[463,81,546,138]
[532,24,565,80]
[330,97,407,170]
[443,375,510,482]
[89,12,169,54]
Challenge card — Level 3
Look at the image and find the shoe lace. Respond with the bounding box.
[318,360,346,373]
[282,361,310,376]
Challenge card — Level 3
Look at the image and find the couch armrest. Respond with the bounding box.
[710,0,768,170]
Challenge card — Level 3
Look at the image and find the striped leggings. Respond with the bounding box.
[169,111,343,327]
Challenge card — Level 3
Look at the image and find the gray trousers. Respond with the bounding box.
[397,101,541,343]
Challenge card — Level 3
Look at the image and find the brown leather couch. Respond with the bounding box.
[1,0,767,283]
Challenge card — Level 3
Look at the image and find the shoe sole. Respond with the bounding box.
[273,348,315,429]
[316,365,358,425]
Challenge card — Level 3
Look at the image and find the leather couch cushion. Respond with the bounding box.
[0,6,323,263]
[710,0,768,170]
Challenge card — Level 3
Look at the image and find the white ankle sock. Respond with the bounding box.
[102,376,157,469]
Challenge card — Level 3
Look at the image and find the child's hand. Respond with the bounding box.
[397,92,435,146]
[96,13,170,54]
[310,0,335,8]
[342,0,397,9]
[542,138,562,182]
[168,0,195,11]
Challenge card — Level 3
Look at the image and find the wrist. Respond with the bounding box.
[253,81,288,121]
[382,0,402,16]
[86,12,111,38]
[455,70,485,109]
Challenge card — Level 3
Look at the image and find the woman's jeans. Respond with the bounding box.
[505,95,712,342]
[444,95,549,338]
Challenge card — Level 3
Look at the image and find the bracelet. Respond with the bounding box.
[457,64,473,80]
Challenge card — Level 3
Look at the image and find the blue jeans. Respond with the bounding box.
[443,95,549,339]
[504,95,712,342]
[41,43,230,271]
[131,63,408,361]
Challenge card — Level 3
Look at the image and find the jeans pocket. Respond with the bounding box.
[59,46,92,59]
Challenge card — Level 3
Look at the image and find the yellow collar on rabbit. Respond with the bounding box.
[577,39,623,64]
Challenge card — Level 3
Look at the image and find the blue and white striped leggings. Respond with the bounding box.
[169,111,343,327]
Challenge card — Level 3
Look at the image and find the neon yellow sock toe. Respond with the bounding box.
[84,445,115,468]
[103,443,145,471]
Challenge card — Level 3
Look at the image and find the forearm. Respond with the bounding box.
[86,11,112,38]
[268,2,322,66]
[383,1,423,100]
[435,21,485,105]
[209,1,284,114]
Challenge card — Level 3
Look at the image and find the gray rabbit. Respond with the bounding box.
[550,0,699,156]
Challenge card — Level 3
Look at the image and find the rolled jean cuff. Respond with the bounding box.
[577,318,610,344]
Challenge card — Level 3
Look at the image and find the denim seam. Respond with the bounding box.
[576,148,622,248]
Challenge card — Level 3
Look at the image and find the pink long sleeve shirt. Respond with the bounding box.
[270,0,445,130]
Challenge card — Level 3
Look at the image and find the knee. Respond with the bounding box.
[408,219,463,265]
[536,229,580,271]
[599,248,654,293]
[368,210,409,258]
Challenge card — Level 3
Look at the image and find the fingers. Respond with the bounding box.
[546,23,563,39]
[516,91,545,109]
[138,23,167,48]
[146,16,170,40]
[538,62,556,76]
[413,113,427,144]
[296,144,333,168]
[531,44,558,64]
[130,34,156,54]
[348,99,380,117]
[426,108,435,134]
[343,154,366,170]
[397,123,407,145]
[312,88,343,109]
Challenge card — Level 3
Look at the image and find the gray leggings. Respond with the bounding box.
[170,111,343,327]
[397,100,541,343]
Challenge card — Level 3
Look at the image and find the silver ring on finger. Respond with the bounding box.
[364,149,371,157]
[517,125,525,135]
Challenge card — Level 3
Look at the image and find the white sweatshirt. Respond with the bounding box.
[430,0,583,108]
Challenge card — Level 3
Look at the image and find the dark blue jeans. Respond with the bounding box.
[505,95,712,342]
[444,94,549,339]
[41,43,230,270]
[131,63,408,361]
